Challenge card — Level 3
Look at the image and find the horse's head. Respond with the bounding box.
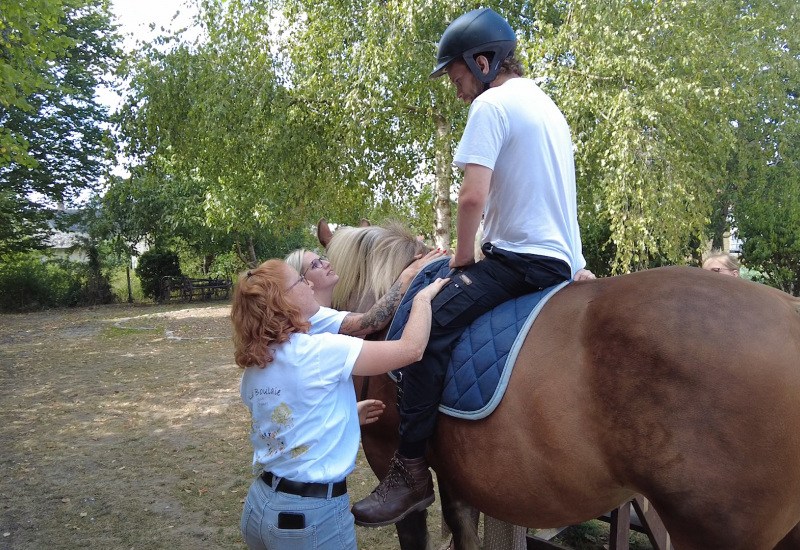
[317,218,430,313]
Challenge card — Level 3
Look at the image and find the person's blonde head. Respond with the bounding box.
[231,259,310,368]
[284,249,306,274]
[702,253,740,277]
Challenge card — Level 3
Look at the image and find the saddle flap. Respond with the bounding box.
[387,258,569,419]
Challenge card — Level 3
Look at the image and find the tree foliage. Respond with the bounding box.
[0,251,113,312]
[0,0,120,258]
[135,249,182,300]
[1,0,71,163]
[112,0,800,283]
[723,6,800,294]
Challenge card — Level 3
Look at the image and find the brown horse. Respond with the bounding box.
[319,219,800,550]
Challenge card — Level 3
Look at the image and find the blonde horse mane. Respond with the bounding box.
[326,221,429,312]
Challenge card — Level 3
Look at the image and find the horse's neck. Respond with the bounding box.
[353,375,370,401]
[347,293,377,315]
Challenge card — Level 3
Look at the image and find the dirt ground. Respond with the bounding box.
[0,302,648,550]
[0,301,448,550]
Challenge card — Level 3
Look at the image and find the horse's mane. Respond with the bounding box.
[327,221,429,312]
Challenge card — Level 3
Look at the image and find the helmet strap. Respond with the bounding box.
[465,54,496,85]
[463,44,515,85]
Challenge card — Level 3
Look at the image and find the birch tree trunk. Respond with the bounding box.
[433,113,452,251]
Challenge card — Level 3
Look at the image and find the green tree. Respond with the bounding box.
[79,185,144,302]
[115,0,449,251]
[723,6,800,294]
[0,0,120,258]
[115,0,344,261]
[735,166,800,295]
[135,249,182,301]
[1,0,71,163]
[731,81,800,295]
[536,1,798,273]
[0,190,51,256]
[275,0,466,248]
[113,0,800,278]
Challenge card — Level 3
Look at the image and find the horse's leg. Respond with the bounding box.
[773,523,800,550]
[395,510,434,550]
[356,374,435,550]
[438,479,481,550]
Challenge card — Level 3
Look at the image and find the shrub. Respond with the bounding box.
[0,253,111,312]
[135,249,182,301]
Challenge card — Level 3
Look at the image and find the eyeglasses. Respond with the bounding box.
[302,255,328,277]
[285,273,309,293]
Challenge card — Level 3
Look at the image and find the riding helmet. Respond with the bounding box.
[429,8,516,84]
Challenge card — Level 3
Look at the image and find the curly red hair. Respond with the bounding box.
[231,259,311,368]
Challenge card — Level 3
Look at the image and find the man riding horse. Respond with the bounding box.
[352,7,596,527]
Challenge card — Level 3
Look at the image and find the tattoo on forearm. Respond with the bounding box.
[341,281,403,335]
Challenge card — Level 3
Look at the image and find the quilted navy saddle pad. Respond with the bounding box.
[385,257,569,419]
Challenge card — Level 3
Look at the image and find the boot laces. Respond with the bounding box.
[374,455,415,500]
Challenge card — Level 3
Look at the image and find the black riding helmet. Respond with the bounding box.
[429,8,516,84]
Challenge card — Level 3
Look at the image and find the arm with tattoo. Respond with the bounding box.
[338,248,446,338]
[338,280,404,337]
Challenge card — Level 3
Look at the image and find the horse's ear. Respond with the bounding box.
[317,217,333,248]
[359,218,371,227]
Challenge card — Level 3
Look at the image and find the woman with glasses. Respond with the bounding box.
[285,248,442,338]
[285,248,443,425]
[285,250,339,310]
[231,259,448,550]
[702,252,740,277]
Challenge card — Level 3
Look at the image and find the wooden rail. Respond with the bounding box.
[160,276,232,303]
[526,496,673,550]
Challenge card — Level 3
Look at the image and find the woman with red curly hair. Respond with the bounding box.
[231,259,448,550]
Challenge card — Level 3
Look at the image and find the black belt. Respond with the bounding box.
[261,471,347,498]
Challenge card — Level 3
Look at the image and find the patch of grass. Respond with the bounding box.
[549,519,653,550]
[101,325,153,339]
[109,267,146,303]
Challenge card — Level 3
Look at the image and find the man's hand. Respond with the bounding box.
[574,268,596,281]
[449,252,475,270]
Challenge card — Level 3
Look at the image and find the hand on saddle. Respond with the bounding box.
[574,268,596,281]
[414,277,450,305]
[399,249,447,290]
[449,250,475,270]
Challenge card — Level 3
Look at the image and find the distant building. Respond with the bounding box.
[45,207,88,262]
[729,232,743,255]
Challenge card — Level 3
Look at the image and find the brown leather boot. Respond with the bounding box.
[351,452,435,527]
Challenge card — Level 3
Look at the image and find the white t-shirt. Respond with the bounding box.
[240,325,363,483]
[308,306,348,335]
[453,77,586,275]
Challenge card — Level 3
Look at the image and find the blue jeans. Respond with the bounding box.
[240,475,357,550]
